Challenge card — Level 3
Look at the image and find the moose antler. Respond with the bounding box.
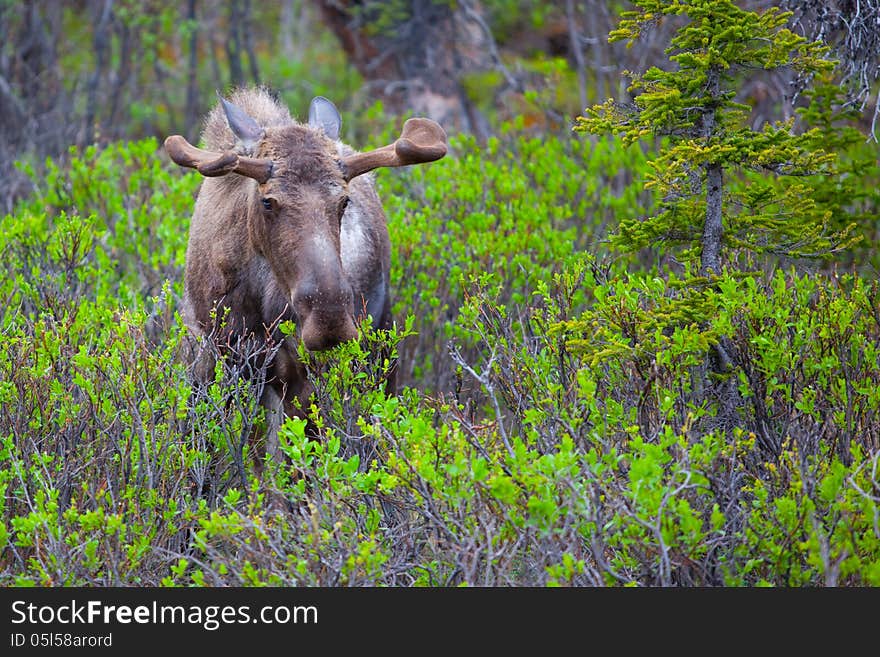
[341,118,447,181]
[164,135,273,183]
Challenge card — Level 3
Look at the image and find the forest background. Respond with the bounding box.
[1,0,880,586]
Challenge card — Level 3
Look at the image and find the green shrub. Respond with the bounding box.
[1,133,878,587]
[378,125,653,392]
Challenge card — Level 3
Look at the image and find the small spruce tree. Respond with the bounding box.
[576,1,858,276]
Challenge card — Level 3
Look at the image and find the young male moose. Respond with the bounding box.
[165,87,446,459]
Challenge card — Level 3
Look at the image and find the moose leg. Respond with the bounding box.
[259,385,285,465]
[252,378,312,472]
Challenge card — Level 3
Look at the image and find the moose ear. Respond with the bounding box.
[308,96,341,141]
[219,94,265,153]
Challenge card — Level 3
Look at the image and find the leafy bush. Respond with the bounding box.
[380,125,652,392]
[1,131,878,587]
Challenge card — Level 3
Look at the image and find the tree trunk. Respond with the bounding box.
[701,162,723,276]
[226,0,244,87]
[184,0,200,139]
[566,0,587,112]
[106,18,132,140]
[696,64,737,428]
[311,0,498,139]
[700,65,723,277]
[280,0,305,61]
[241,0,260,84]
[83,0,113,145]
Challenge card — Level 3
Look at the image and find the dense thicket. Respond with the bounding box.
[1,1,879,586]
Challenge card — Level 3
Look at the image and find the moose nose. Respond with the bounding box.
[294,284,358,351]
[301,314,358,351]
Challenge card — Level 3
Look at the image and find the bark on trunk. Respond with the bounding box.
[566,0,587,112]
[241,0,260,83]
[184,0,200,139]
[697,65,738,427]
[83,0,113,145]
[700,65,723,277]
[701,162,723,276]
[226,0,244,87]
[106,19,132,140]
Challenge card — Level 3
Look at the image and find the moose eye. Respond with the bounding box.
[261,197,274,212]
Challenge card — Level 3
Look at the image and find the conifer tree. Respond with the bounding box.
[576,1,856,276]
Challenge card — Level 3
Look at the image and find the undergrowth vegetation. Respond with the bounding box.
[1,122,879,587]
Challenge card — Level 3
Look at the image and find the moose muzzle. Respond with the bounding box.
[294,282,358,352]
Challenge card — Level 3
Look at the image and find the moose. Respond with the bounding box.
[164,86,447,460]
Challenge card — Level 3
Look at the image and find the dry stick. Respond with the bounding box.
[449,344,514,458]
[870,91,879,143]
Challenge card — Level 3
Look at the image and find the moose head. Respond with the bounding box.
[165,91,447,352]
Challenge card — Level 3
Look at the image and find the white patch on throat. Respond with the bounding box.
[340,204,368,271]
